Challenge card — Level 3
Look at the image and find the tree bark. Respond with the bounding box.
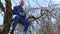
[1,0,12,34]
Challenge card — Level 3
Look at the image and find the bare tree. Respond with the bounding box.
[0,0,12,34]
[0,0,60,34]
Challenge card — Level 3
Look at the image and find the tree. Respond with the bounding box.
[0,0,60,34]
[0,0,12,34]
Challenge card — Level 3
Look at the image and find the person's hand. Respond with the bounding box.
[19,12,26,16]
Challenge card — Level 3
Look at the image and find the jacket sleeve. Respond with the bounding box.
[19,12,26,16]
[12,6,26,17]
[12,6,20,15]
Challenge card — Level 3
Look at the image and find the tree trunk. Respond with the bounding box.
[1,0,12,34]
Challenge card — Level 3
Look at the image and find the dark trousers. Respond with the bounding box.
[11,15,30,34]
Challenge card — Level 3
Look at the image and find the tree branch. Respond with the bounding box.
[0,1,5,12]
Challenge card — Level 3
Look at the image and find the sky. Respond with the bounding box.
[0,9,4,25]
[1,0,60,8]
[0,0,60,25]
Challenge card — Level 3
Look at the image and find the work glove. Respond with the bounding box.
[19,12,26,16]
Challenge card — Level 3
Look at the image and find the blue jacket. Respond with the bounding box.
[12,5,24,16]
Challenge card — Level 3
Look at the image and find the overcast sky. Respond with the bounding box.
[0,0,60,25]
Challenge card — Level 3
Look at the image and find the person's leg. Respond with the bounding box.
[23,19,30,33]
[11,15,20,34]
[19,16,30,34]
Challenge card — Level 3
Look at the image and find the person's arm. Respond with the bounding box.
[12,6,26,16]
[19,12,26,16]
[19,9,26,16]
[12,6,20,15]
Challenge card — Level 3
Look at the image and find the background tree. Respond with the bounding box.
[0,0,60,34]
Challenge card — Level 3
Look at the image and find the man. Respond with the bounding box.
[11,1,30,34]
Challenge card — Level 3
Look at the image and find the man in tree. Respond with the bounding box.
[11,0,30,34]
